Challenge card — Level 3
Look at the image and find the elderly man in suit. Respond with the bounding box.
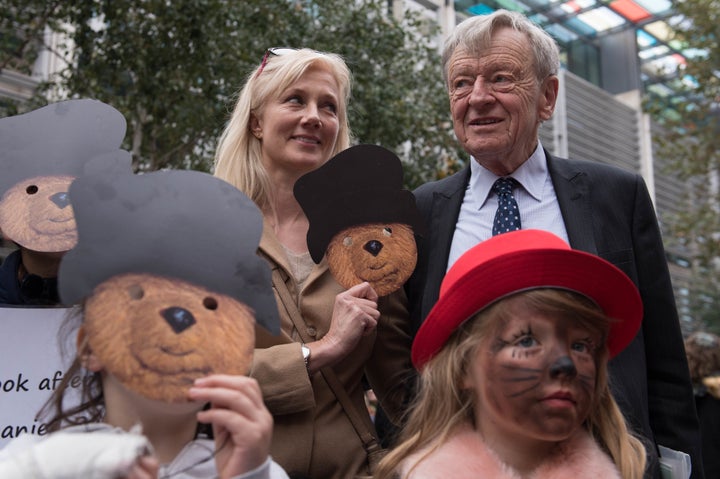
[404,9,703,479]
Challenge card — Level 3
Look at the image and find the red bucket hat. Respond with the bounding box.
[411,229,643,369]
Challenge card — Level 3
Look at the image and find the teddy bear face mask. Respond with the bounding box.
[294,144,426,296]
[0,100,131,253]
[327,223,417,296]
[84,273,255,403]
[0,175,77,253]
[59,169,279,403]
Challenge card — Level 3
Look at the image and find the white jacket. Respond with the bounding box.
[0,423,289,479]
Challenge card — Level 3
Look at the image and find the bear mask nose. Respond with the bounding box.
[364,240,383,257]
[50,191,71,208]
[161,307,196,334]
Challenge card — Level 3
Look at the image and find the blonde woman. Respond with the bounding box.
[214,48,410,479]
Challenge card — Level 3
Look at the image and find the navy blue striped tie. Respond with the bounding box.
[492,177,521,236]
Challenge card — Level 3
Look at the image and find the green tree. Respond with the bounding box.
[646,0,720,332]
[0,0,463,186]
[0,1,69,115]
[0,1,66,74]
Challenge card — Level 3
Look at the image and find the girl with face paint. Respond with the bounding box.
[375,229,648,479]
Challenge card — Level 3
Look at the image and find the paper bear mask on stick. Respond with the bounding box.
[294,144,426,296]
[59,170,279,403]
[0,99,131,252]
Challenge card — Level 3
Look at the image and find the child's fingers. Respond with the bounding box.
[197,407,271,435]
[188,376,264,412]
[191,387,258,418]
[191,376,262,402]
[124,454,159,479]
[189,376,273,476]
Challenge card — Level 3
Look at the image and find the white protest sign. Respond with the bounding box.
[0,307,84,449]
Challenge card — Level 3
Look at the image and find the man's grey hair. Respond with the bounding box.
[442,9,561,86]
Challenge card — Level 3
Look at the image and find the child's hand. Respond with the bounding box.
[188,375,272,479]
[125,454,159,479]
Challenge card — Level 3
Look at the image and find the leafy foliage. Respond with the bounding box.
[0,1,63,74]
[0,0,464,186]
[645,0,720,332]
[0,1,70,116]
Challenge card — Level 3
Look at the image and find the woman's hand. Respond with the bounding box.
[188,375,272,479]
[307,282,380,372]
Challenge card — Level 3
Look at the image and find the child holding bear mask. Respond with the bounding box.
[375,229,647,479]
[0,170,288,479]
[0,99,131,306]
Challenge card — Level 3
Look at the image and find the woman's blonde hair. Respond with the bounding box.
[213,48,352,211]
[375,289,646,479]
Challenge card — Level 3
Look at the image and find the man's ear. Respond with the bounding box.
[77,326,103,372]
[249,113,263,139]
[538,74,559,122]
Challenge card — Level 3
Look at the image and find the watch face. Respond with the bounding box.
[301,345,310,359]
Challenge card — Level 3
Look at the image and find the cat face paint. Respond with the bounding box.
[464,310,601,443]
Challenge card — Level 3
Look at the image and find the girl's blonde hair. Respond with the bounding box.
[375,289,647,479]
[213,48,352,211]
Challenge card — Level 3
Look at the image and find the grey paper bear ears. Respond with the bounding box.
[294,144,426,263]
[59,169,280,335]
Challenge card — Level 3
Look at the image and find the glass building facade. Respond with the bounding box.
[454,0,697,100]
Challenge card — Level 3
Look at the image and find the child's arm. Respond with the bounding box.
[188,374,282,479]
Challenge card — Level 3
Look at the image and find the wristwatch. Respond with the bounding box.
[301,343,311,370]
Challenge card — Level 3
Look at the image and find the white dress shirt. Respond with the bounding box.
[447,142,569,270]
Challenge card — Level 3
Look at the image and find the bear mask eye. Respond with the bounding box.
[203,297,218,310]
[343,236,353,247]
[128,284,144,300]
[26,185,39,195]
[383,227,392,237]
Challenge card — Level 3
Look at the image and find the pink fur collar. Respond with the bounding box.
[400,425,621,479]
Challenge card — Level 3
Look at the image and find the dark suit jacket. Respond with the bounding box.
[405,151,704,479]
[695,391,720,479]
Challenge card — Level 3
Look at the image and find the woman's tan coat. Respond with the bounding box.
[252,221,412,479]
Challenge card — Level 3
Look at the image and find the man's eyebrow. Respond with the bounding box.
[449,64,476,78]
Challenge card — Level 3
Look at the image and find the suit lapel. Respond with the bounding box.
[420,156,598,317]
[421,167,470,316]
[546,152,598,255]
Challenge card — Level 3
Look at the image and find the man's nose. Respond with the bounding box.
[468,77,496,105]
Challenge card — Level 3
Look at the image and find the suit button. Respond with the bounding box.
[306,326,317,338]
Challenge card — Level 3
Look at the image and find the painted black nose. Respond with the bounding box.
[161,307,196,334]
[50,191,71,208]
[363,240,383,257]
[549,355,577,379]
